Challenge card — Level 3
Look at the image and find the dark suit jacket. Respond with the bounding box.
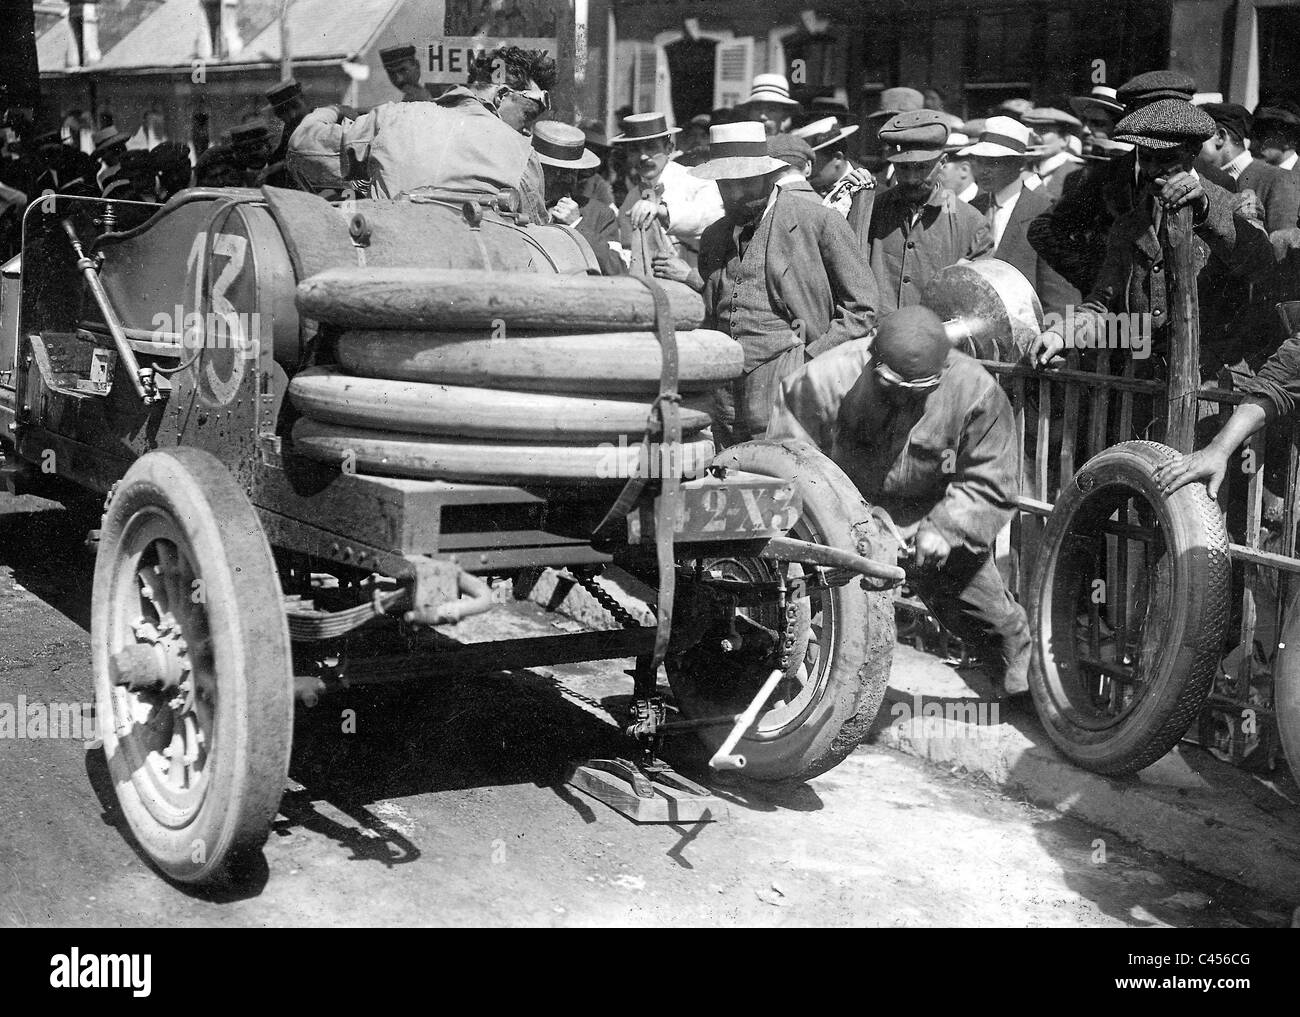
[574,200,625,276]
[971,185,1080,316]
[699,187,881,362]
[1237,158,1300,233]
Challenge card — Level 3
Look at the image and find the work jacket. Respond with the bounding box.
[769,339,1018,554]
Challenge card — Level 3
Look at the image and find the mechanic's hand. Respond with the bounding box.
[550,196,581,226]
[1153,447,1231,499]
[1154,170,1206,213]
[913,525,952,570]
[1030,330,1066,368]
[629,198,663,230]
[651,253,691,283]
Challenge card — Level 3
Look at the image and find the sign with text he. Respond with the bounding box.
[421,37,557,85]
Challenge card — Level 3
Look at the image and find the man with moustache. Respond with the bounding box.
[865,111,993,314]
[690,121,880,448]
[612,112,724,275]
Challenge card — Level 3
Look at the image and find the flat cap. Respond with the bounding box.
[266,79,302,108]
[1253,104,1300,131]
[380,44,417,68]
[1200,101,1252,141]
[767,132,815,168]
[866,86,924,119]
[1112,98,1216,150]
[1116,70,1196,108]
[1022,107,1083,131]
[878,110,949,163]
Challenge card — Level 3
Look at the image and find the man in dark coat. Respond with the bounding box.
[965,118,1080,317]
[866,111,993,314]
[532,121,624,276]
[770,306,1030,696]
[261,79,309,188]
[1033,99,1275,373]
[1199,102,1300,237]
[690,121,880,448]
[1029,71,1237,296]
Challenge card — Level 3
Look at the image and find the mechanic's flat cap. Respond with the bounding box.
[1112,98,1216,150]
[878,110,949,163]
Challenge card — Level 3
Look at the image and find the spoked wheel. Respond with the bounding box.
[1031,441,1230,775]
[666,440,896,782]
[92,448,292,883]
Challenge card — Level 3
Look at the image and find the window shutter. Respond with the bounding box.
[713,37,755,109]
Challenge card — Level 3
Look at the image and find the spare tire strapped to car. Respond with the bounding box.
[296,267,706,332]
[291,417,716,485]
[334,329,742,394]
[289,366,714,441]
[1030,440,1231,776]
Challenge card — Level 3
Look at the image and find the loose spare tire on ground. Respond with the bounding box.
[1030,440,1231,776]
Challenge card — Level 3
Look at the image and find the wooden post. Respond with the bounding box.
[1160,202,1200,451]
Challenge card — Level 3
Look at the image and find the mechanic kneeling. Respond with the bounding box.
[768,305,1031,698]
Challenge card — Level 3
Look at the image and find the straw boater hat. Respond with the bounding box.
[1112,98,1216,150]
[1069,85,1125,121]
[610,111,680,144]
[91,125,132,159]
[530,121,600,170]
[688,121,788,180]
[741,73,800,107]
[944,132,972,155]
[958,116,1038,159]
[792,116,859,151]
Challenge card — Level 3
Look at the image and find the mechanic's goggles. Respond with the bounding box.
[873,360,942,393]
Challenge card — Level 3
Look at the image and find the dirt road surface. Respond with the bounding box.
[0,493,1288,927]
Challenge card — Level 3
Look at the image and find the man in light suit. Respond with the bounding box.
[964,118,1080,317]
[690,121,881,447]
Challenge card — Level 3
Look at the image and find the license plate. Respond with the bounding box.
[627,473,801,544]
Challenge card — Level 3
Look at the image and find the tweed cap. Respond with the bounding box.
[767,132,815,168]
[1116,70,1196,108]
[879,110,949,163]
[1112,98,1216,150]
[866,87,924,120]
[1201,102,1252,142]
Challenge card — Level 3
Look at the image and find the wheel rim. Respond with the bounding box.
[680,519,837,739]
[1046,481,1170,729]
[104,508,216,826]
